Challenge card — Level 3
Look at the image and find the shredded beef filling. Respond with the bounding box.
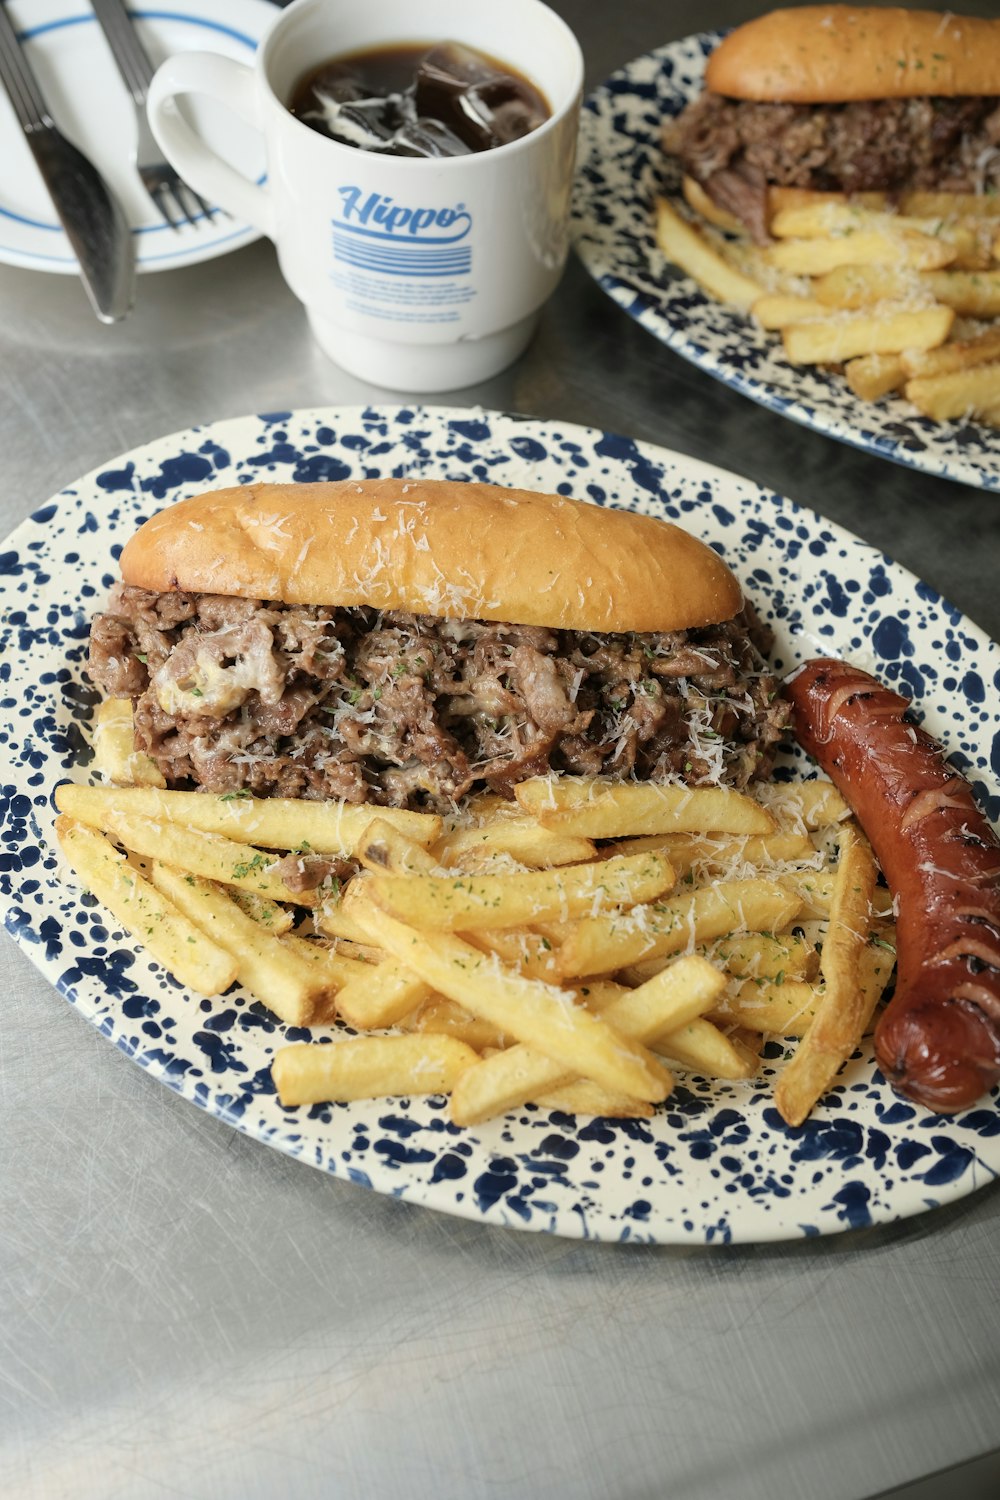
[663,93,1000,241]
[87,587,789,812]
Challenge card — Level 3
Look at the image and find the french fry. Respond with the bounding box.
[726,1025,764,1058]
[814,264,1000,318]
[431,819,596,870]
[54,781,441,854]
[58,804,318,906]
[681,173,745,235]
[401,995,511,1052]
[56,816,238,997]
[91,699,166,788]
[920,271,1000,317]
[709,230,803,291]
[768,187,887,215]
[782,305,954,365]
[555,878,802,979]
[713,978,819,1037]
[751,293,833,330]
[514,777,775,839]
[811,262,924,309]
[770,202,997,264]
[758,779,851,831]
[344,884,671,1104]
[858,933,897,1018]
[355,818,437,876]
[328,906,434,1031]
[463,927,563,983]
[777,868,835,920]
[901,326,1000,378]
[281,931,371,993]
[597,831,814,870]
[774,826,878,1126]
[460,791,520,821]
[654,196,764,308]
[905,362,1000,422]
[367,849,676,932]
[272,1033,478,1107]
[652,831,817,878]
[530,1080,654,1118]
[767,229,956,275]
[900,190,1000,219]
[449,954,723,1125]
[317,894,385,947]
[844,353,908,401]
[620,929,818,989]
[151,864,333,1026]
[653,1017,760,1079]
[324,938,385,965]
[769,203,935,239]
[229,888,295,935]
[709,930,819,982]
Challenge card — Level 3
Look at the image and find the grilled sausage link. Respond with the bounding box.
[786,658,1000,1113]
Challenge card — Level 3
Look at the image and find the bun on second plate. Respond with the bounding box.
[705,6,1000,104]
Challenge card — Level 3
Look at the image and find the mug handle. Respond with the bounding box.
[147,53,275,239]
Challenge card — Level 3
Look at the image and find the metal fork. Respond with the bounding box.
[89,0,216,229]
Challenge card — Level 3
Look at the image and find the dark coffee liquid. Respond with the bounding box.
[288,41,550,158]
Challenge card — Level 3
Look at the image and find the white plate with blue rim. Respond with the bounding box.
[571,32,1000,494]
[0,0,275,273]
[1,404,998,1244]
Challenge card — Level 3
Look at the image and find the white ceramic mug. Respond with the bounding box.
[147,0,583,390]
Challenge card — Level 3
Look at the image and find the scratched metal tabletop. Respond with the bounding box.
[1,2,999,1497]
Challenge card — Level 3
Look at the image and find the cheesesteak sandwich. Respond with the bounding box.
[87,479,788,813]
[664,6,1000,242]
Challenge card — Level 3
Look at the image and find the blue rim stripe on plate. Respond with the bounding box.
[18,10,259,50]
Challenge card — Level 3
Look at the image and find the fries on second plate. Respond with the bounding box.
[905,363,1000,422]
[782,305,954,366]
[654,196,763,308]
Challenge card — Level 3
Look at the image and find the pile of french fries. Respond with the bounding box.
[54,697,897,1130]
[655,177,1000,425]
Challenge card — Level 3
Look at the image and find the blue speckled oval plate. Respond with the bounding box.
[2,405,998,1244]
[572,33,1000,494]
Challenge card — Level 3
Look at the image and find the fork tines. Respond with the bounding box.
[144,169,215,231]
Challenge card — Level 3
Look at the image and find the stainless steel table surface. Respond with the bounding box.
[2,3,998,1497]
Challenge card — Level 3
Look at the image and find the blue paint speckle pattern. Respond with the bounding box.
[571,33,1000,493]
[1,404,998,1244]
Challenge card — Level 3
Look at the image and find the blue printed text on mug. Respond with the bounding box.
[335,188,473,242]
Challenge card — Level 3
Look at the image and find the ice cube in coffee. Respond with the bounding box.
[288,41,550,158]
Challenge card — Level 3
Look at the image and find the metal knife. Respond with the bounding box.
[0,0,134,322]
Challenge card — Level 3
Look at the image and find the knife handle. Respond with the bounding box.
[147,52,274,238]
